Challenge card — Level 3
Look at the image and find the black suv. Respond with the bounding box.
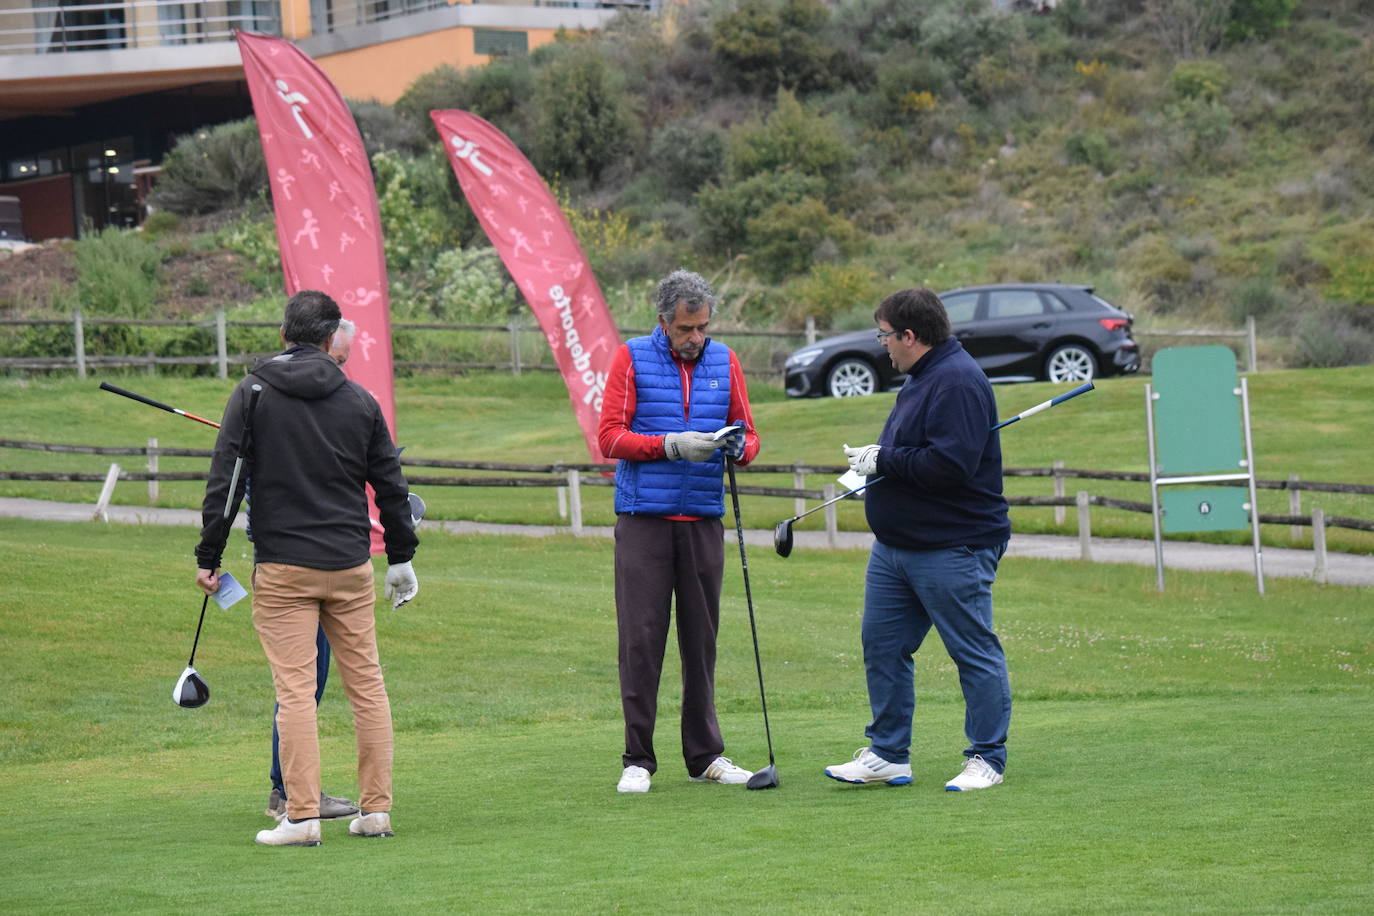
[783,283,1140,397]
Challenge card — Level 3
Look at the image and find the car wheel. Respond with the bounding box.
[826,358,880,397]
[1044,344,1098,383]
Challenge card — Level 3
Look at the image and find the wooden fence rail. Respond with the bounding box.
[0,310,1258,379]
[3,437,1370,535]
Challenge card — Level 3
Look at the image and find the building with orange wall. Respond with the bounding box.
[0,0,645,239]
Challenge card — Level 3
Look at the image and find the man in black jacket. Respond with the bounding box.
[195,290,418,846]
[823,287,1012,792]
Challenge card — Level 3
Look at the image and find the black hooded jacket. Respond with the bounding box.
[195,345,417,571]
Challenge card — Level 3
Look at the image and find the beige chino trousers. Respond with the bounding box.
[252,561,393,821]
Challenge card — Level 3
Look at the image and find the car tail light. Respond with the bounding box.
[1099,318,1129,332]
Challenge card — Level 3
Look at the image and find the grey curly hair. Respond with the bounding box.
[654,269,717,322]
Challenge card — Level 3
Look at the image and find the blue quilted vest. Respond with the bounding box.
[614,327,732,516]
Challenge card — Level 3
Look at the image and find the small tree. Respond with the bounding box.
[531,43,639,185]
[149,118,267,216]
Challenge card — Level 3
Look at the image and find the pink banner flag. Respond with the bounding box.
[430,109,620,463]
[236,31,396,431]
[237,31,396,553]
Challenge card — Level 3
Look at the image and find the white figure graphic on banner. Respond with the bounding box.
[339,231,356,253]
[343,287,383,308]
[294,209,321,249]
[450,133,493,177]
[275,79,313,140]
[275,168,295,200]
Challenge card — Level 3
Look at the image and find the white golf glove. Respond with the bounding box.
[664,431,723,463]
[384,561,418,610]
[844,443,881,477]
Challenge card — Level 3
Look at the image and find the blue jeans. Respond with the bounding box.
[269,623,331,794]
[861,540,1010,773]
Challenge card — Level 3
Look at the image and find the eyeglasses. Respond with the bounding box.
[875,328,903,343]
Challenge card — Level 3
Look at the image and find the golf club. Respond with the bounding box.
[773,380,1096,557]
[173,595,212,708]
[172,384,262,709]
[100,381,221,428]
[726,456,780,790]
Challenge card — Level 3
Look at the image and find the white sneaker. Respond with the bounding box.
[617,765,651,793]
[348,811,395,837]
[945,755,1004,791]
[689,756,753,785]
[255,818,321,846]
[824,747,913,786]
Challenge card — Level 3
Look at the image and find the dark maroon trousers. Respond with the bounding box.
[614,514,725,776]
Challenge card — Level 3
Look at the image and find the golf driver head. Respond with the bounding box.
[773,520,794,558]
[173,665,209,709]
[747,765,780,790]
[408,492,427,527]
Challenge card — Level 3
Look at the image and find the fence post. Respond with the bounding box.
[1288,473,1301,541]
[1245,315,1257,373]
[566,468,582,534]
[508,317,523,377]
[73,307,87,380]
[805,316,816,345]
[557,484,568,520]
[823,483,837,548]
[1076,491,1092,561]
[147,437,159,502]
[94,463,121,522]
[215,307,228,380]
[1053,460,1065,526]
[793,463,806,517]
[1311,506,1327,585]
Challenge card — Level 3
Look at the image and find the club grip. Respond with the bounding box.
[99,381,176,414]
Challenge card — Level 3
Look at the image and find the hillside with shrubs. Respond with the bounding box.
[2,0,1372,373]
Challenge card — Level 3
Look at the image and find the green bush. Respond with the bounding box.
[744,197,866,283]
[1291,308,1374,368]
[725,91,853,198]
[779,262,880,329]
[1169,60,1232,102]
[1227,276,1285,323]
[531,42,639,186]
[148,118,267,216]
[75,227,163,318]
[1064,131,1119,174]
[694,169,824,253]
[373,150,462,274]
[1226,0,1299,44]
[212,217,283,295]
[405,246,519,323]
[710,0,842,94]
[348,100,430,158]
[394,59,535,145]
[648,120,726,199]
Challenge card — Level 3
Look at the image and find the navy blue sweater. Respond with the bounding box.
[865,338,1010,550]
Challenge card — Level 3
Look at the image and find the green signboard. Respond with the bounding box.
[1161,486,1250,533]
[1151,346,1244,476]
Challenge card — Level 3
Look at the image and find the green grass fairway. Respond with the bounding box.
[2,366,1372,553]
[3,521,1371,913]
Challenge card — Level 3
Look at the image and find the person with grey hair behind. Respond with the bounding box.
[196,289,419,845]
[260,313,362,824]
[597,268,762,794]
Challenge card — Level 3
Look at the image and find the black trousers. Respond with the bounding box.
[614,514,725,775]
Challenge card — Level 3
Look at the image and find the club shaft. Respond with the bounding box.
[100,381,221,428]
[187,592,209,667]
[727,460,775,765]
[787,476,885,524]
[991,381,1094,430]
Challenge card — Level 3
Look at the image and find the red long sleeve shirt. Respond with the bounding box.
[597,341,761,467]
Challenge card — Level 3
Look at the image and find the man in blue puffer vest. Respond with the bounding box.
[598,269,762,794]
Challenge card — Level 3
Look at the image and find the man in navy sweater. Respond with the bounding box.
[824,287,1013,792]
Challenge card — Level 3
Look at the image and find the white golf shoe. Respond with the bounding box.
[348,812,395,837]
[254,817,321,846]
[944,755,1004,791]
[617,765,651,793]
[689,756,753,785]
[824,747,913,786]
